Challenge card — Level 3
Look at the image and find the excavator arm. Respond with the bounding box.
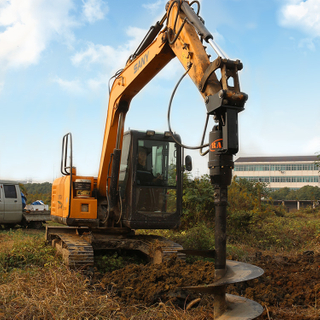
[96,0,238,199]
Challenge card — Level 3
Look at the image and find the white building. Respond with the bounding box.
[233,156,320,190]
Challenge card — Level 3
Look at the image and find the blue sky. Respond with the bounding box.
[1,0,320,182]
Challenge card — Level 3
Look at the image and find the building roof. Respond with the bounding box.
[235,156,319,163]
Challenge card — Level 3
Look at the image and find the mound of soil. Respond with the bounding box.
[100,255,215,306]
[97,252,320,319]
[240,251,320,320]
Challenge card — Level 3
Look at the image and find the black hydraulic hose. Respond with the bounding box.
[167,63,209,151]
[189,1,200,15]
[199,113,210,156]
[108,69,123,95]
[166,0,187,45]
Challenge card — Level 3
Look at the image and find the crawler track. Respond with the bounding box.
[46,226,185,267]
[51,233,94,267]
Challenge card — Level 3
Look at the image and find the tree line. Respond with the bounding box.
[180,175,320,228]
[20,182,52,205]
[269,185,320,201]
[19,176,320,221]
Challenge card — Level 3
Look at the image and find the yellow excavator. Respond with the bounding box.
[46,1,264,318]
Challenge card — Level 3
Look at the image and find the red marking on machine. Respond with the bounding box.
[210,138,223,152]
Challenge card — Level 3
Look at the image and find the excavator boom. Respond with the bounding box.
[97,0,223,197]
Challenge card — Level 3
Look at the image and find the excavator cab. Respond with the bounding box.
[119,130,183,229]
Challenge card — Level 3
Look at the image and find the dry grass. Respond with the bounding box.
[0,229,216,319]
[263,306,320,320]
[0,264,216,320]
[0,265,118,319]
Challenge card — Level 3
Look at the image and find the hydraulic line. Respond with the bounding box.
[167,63,210,151]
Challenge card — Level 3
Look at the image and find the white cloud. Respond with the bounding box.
[279,0,320,38]
[67,26,147,91]
[87,75,108,91]
[299,37,316,50]
[71,26,147,69]
[142,0,165,13]
[52,76,83,93]
[72,42,116,66]
[82,0,108,24]
[0,0,76,69]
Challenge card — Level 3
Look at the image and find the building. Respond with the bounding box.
[233,156,320,190]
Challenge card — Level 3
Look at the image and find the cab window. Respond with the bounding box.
[4,185,17,198]
[136,139,177,187]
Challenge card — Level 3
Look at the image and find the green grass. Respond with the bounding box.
[228,209,320,252]
[3,208,319,272]
[0,229,60,274]
[138,208,320,260]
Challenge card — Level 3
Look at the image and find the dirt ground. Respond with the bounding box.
[1,229,319,319]
[97,252,320,320]
[99,256,215,307]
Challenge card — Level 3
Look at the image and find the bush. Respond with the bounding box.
[228,177,269,213]
[179,223,215,250]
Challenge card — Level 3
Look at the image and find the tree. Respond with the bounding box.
[269,187,291,200]
[269,186,320,200]
[19,183,28,195]
[228,177,270,213]
[181,173,215,228]
[296,186,320,200]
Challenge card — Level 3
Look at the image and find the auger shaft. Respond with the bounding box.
[210,149,233,317]
[213,185,228,317]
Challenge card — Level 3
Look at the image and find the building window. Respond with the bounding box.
[234,163,318,172]
[241,176,319,184]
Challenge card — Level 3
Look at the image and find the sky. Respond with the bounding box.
[1,0,320,182]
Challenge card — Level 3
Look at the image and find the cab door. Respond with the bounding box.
[0,184,4,222]
[3,184,22,223]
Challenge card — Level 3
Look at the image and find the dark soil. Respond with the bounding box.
[248,251,320,320]
[99,256,215,307]
[96,252,320,320]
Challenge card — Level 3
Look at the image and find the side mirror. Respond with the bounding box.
[185,155,192,171]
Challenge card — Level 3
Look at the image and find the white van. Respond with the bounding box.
[0,180,50,228]
[0,181,24,224]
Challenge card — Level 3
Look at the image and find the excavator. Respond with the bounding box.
[46,1,264,319]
